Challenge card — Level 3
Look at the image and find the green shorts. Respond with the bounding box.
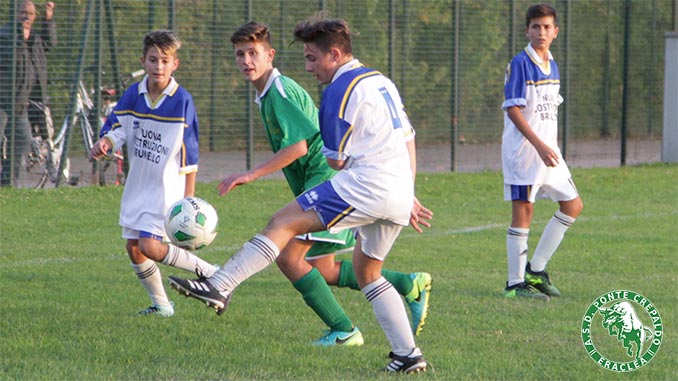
[302,229,356,259]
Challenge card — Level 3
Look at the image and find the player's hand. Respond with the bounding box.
[89,137,111,160]
[217,171,254,196]
[409,197,432,233]
[537,143,559,167]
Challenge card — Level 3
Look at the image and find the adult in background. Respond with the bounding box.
[0,0,57,187]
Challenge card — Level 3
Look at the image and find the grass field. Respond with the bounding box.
[0,165,676,380]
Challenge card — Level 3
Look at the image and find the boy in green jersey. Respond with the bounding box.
[216,22,432,343]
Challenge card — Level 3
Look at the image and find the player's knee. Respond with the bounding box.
[561,197,583,218]
[137,240,166,262]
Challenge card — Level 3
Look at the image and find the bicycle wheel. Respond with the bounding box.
[24,137,50,189]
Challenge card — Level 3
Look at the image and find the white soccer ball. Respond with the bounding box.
[165,197,218,250]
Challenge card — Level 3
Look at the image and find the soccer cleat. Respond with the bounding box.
[525,263,561,297]
[168,276,232,315]
[139,301,175,317]
[195,264,220,279]
[405,272,433,336]
[384,348,427,373]
[503,282,550,301]
[312,327,364,347]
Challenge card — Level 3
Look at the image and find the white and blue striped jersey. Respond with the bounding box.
[502,44,571,185]
[319,59,414,225]
[102,76,199,236]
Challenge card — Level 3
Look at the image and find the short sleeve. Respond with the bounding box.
[502,59,527,110]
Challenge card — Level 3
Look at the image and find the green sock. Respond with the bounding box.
[293,267,353,332]
[337,260,413,297]
[337,260,360,290]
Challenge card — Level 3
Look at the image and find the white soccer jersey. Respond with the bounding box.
[502,44,571,185]
[103,76,199,236]
[319,59,415,225]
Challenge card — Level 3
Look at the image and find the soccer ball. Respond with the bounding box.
[165,197,218,250]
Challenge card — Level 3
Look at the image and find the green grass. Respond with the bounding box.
[0,165,676,380]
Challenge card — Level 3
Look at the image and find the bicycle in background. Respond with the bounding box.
[23,69,143,189]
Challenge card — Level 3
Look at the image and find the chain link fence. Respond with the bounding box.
[1,0,675,187]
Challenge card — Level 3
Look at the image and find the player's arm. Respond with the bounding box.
[217,140,308,196]
[325,157,345,171]
[506,106,559,167]
[184,171,196,198]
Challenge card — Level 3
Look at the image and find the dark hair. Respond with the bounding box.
[293,11,353,55]
[230,21,272,47]
[143,30,181,57]
[525,3,558,27]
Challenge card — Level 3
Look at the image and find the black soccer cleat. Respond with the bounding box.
[168,276,232,315]
[383,348,427,374]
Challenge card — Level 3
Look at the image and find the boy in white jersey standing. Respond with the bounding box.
[90,30,218,317]
[169,14,431,373]
[217,21,432,345]
[502,3,583,301]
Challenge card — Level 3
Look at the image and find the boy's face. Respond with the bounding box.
[141,46,179,90]
[526,16,558,53]
[234,41,274,89]
[303,42,338,85]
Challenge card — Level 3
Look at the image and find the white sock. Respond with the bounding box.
[507,227,529,287]
[208,234,280,293]
[162,244,219,277]
[131,259,170,307]
[530,210,576,272]
[362,277,415,355]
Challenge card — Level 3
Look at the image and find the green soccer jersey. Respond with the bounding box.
[257,69,354,256]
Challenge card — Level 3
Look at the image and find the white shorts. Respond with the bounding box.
[122,227,165,241]
[297,181,405,261]
[332,210,404,261]
[504,178,579,203]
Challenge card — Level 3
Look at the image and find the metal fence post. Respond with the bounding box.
[620,0,631,166]
[450,0,460,172]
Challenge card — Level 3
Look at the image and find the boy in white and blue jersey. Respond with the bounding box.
[501,4,583,301]
[214,22,432,345]
[169,15,431,374]
[91,30,218,317]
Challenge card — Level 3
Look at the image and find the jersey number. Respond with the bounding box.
[379,87,402,130]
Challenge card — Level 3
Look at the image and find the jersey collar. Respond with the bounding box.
[331,59,362,83]
[525,44,553,75]
[138,75,179,108]
[255,68,281,105]
[138,75,179,97]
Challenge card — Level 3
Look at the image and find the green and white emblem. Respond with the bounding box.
[581,290,662,372]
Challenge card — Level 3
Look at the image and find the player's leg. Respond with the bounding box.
[527,180,583,296]
[503,185,548,300]
[125,233,174,317]
[306,229,433,335]
[354,222,426,373]
[332,259,432,335]
[135,237,219,278]
[169,198,325,314]
[277,244,362,346]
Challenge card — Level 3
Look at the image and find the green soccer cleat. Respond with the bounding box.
[139,301,175,317]
[312,327,364,347]
[503,282,550,302]
[525,263,561,297]
[405,272,432,336]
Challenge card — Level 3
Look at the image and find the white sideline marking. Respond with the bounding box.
[2,211,675,269]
